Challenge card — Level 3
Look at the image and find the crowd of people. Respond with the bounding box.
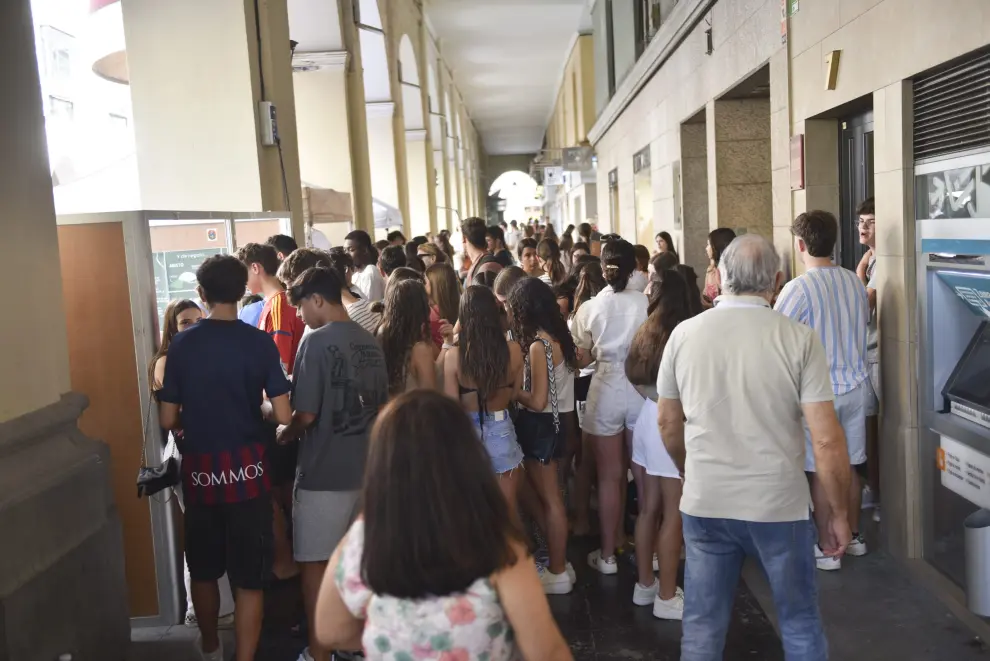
[152,200,881,661]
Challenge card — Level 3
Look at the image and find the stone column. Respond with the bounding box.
[680,120,710,274]
[0,1,128,657]
[706,97,773,238]
[122,0,305,239]
[406,131,433,236]
[873,80,921,560]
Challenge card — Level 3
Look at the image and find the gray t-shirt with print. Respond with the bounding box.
[291,320,388,491]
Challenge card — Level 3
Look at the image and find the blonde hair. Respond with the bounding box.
[424,262,461,325]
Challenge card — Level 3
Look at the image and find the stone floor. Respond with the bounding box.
[128,524,990,661]
[129,537,781,661]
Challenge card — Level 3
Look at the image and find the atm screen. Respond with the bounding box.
[944,321,990,411]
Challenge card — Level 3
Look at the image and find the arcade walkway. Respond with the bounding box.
[129,528,988,661]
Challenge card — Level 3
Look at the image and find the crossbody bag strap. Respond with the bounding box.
[541,338,560,434]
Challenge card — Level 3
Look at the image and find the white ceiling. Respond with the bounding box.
[425,0,591,156]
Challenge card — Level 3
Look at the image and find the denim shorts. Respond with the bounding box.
[471,411,524,475]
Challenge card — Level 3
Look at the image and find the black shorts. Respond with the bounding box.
[516,409,563,464]
[185,496,273,591]
[264,421,297,487]
[575,374,592,402]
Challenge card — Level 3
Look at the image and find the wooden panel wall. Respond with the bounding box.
[58,222,158,617]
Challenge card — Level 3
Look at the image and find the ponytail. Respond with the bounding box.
[537,239,566,285]
[601,239,636,293]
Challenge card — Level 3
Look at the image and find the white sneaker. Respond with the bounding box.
[565,561,576,584]
[587,549,618,575]
[186,612,234,630]
[297,648,316,661]
[653,587,685,620]
[814,544,841,571]
[539,567,574,595]
[861,485,876,509]
[195,635,223,661]
[873,505,882,523]
[652,553,659,572]
[847,534,868,557]
[632,579,659,606]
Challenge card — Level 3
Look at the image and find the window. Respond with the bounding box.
[608,168,620,229]
[39,25,74,80]
[50,48,71,78]
[633,146,653,245]
[48,96,74,120]
[109,113,129,129]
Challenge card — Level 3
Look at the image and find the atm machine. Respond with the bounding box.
[917,155,990,590]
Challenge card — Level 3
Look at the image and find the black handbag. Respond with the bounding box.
[137,397,180,499]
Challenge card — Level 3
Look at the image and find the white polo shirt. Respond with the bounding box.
[657,295,833,523]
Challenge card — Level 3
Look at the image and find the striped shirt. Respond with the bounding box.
[774,266,869,395]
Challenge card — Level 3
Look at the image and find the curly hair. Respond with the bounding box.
[458,286,510,401]
[379,279,432,395]
[507,278,578,370]
[626,269,694,386]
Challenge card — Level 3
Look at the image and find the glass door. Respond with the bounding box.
[839,110,875,270]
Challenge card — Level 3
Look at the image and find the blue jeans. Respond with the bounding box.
[681,514,827,661]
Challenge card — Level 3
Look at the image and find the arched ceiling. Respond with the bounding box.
[425,0,591,156]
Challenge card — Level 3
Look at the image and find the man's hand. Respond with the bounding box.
[820,515,852,558]
[276,424,296,446]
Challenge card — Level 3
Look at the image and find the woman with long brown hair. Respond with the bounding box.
[508,278,579,595]
[626,269,695,620]
[315,391,572,660]
[704,228,736,307]
[537,239,567,286]
[424,262,460,349]
[444,286,525,509]
[378,279,441,393]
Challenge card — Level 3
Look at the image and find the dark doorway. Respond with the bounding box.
[838,110,875,270]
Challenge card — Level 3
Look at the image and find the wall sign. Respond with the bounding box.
[207,228,218,242]
[940,435,990,509]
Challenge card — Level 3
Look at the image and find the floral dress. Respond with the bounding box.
[335,520,521,661]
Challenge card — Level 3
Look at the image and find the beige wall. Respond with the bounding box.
[546,35,597,150]
[592,0,783,242]
[294,69,354,194]
[0,0,71,422]
[122,0,303,240]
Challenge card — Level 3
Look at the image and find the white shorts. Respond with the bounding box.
[631,399,681,479]
[865,361,880,417]
[293,488,360,563]
[581,364,645,437]
[805,380,869,472]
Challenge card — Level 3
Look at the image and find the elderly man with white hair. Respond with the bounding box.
[656,234,851,661]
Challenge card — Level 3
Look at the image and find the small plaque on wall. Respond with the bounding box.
[790,135,805,190]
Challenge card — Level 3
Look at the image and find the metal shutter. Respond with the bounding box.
[914,50,990,161]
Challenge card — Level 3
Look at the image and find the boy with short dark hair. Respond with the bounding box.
[378,244,407,279]
[277,267,389,661]
[266,234,299,261]
[159,254,292,661]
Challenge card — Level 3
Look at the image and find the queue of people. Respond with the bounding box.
[151,205,880,661]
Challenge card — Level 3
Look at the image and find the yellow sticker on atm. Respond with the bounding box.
[937,447,946,472]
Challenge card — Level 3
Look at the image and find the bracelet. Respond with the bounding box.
[442,342,455,350]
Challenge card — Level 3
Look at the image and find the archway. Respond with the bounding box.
[358,0,401,238]
[427,58,449,231]
[489,170,540,224]
[399,34,431,236]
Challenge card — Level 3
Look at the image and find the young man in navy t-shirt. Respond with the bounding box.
[159,254,292,661]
